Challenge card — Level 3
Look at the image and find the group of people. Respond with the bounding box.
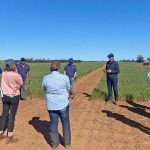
[0,58,31,143]
[0,54,119,149]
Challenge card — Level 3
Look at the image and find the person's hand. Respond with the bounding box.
[107,69,112,73]
[29,79,32,85]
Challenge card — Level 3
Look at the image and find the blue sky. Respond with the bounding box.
[0,0,150,61]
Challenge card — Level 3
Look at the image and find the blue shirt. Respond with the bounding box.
[64,64,77,78]
[16,64,30,82]
[42,71,71,111]
[106,61,120,77]
[0,67,2,75]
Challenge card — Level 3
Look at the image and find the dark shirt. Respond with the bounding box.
[0,67,2,75]
[64,64,77,78]
[106,61,120,77]
[16,64,30,82]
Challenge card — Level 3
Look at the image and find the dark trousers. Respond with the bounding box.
[69,78,74,95]
[0,95,20,132]
[107,76,119,101]
[48,105,71,147]
[20,82,27,99]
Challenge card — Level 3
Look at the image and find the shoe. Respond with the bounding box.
[21,98,26,101]
[6,136,19,144]
[107,98,113,103]
[51,145,59,149]
[113,100,118,105]
[65,145,71,149]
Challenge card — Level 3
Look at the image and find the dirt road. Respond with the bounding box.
[0,67,150,150]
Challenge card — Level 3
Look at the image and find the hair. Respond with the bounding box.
[4,64,17,72]
[50,61,60,71]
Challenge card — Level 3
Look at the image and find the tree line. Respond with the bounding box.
[121,55,150,63]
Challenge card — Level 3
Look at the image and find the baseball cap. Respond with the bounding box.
[5,59,16,66]
[69,58,74,64]
[107,53,114,58]
[21,58,26,61]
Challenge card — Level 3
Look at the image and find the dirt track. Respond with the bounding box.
[0,67,150,150]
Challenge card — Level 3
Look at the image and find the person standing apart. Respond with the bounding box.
[105,53,120,105]
[64,58,77,99]
[16,58,31,100]
[0,60,23,143]
[42,61,71,149]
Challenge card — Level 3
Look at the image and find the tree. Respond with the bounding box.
[147,57,150,62]
[136,55,144,63]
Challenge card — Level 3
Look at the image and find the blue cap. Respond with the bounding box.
[5,59,16,66]
[107,53,114,58]
[69,58,74,64]
[21,57,26,61]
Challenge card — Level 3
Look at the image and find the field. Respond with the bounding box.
[0,61,103,98]
[92,62,150,101]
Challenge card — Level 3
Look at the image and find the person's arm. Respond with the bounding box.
[27,71,31,80]
[73,66,77,79]
[74,72,77,79]
[42,77,47,92]
[66,77,71,93]
[64,65,67,75]
[16,74,23,86]
[27,65,31,83]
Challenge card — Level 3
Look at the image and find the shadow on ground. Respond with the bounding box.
[29,117,63,146]
[119,101,150,119]
[102,110,150,135]
[83,93,92,100]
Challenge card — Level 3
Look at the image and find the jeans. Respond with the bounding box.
[0,95,20,132]
[20,82,27,99]
[69,78,74,95]
[48,105,71,147]
[107,75,119,101]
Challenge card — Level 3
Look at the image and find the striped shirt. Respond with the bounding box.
[42,71,71,110]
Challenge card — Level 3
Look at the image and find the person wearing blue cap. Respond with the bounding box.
[104,53,120,104]
[16,58,31,100]
[64,58,77,99]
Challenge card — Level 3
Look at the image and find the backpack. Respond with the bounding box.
[147,72,150,80]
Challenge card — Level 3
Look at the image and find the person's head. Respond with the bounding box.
[50,61,60,72]
[20,58,26,65]
[4,59,17,72]
[68,58,74,65]
[4,64,17,72]
[107,53,114,62]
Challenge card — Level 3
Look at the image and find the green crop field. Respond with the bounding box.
[23,62,103,98]
[0,61,103,98]
[92,62,150,101]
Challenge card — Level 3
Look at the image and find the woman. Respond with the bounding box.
[42,61,71,149]
[0,60,23,143]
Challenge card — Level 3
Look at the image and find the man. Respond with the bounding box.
[16,58,31,100]
[105,53,120,105]
[64,58,77,99]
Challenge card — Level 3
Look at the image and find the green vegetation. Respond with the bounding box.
[92,63,150,101]
[27,62,103,98]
